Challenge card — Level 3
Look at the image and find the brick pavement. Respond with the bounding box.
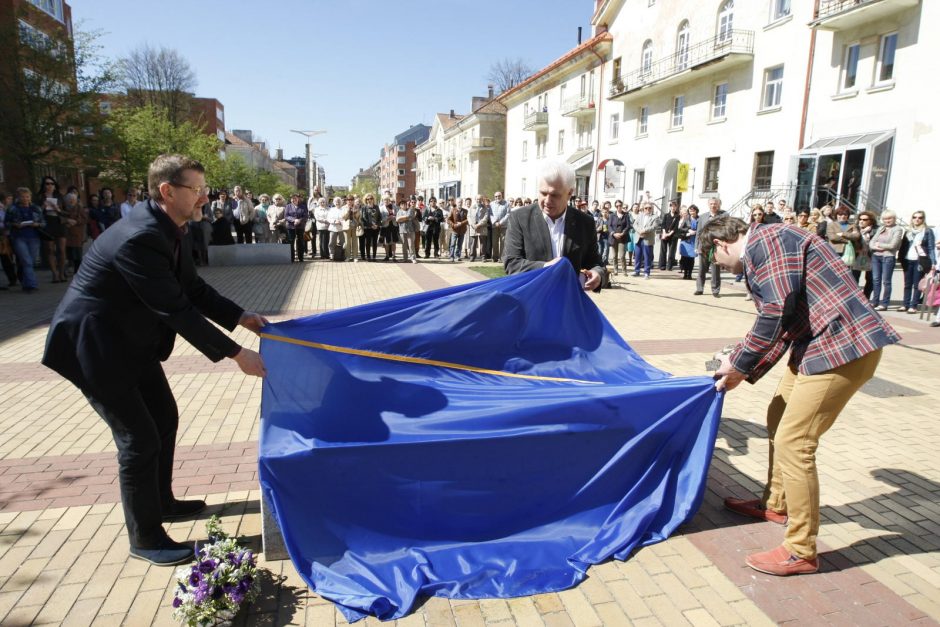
[1,260,938,625]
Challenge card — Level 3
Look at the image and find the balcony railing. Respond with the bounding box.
[811,0,918,29]
[609,30,755,100]
[562,95,597,117]
[464,137,496,152]
[523,111,549,130]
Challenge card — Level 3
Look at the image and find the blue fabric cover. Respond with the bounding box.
[259,261,723,621]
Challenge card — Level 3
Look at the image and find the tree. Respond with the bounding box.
[119,45,197,125]
[0,12,118,187]
[209,154,298,199]
[98,105,222,192]
[349,177,378,201]
[486,58,533,94]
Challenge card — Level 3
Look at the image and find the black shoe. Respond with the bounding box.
[931,321,940,327]
[693,291,703,295]
[130,537,194,566]
[162,498,207,521]
[713,293,721,298]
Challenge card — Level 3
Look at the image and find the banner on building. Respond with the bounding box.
[677,163,690,193]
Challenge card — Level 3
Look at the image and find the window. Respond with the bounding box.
[28,0,64,22]
[842,44,860,91]
[676,21,690,71]
[397,181,405,188]
[753,151,774,190]
[397,156,406,164]
[638,106,649,135]
[704,157,720,192]
[397,144,406,151]
[712,83,728,119]
[216,129,225,143]
[557,130,565,154]
[641,40,653,74]
[536,134,547,158]
[216,107,224,124]
[671,96,685,128]
[521,178,527,196]
[577,120,593,149]
[877,33,898,83]
[717,0,734,43]
[397,169,406,176]
[522,140,528,161]
[762,65,784,109]
[612,57,622,81]
[610,113,620,140]
[559,83,566,108]
[771,0,790,21]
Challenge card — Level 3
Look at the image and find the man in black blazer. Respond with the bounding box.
[43,155,267,566]
[503,162,604,291]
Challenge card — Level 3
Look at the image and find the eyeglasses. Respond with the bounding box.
[913,215,924,220]
[170,182,207,195]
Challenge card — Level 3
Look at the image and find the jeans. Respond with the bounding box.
[870,255,896,307]
[902,261,925,309]
[449,233,465,259]
[12,236,40,289]
[400,231,416,261]
[85,361,180,548]
[597,238,609,264]
[318,230,330,258]
[634,240,652,276]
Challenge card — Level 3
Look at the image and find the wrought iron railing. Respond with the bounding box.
[609,30,755,99]
[816,0,877,20]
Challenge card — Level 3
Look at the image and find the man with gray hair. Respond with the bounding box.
[503,161,604,291]
[490,191,509,262]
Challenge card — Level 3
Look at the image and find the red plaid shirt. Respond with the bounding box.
[731,224,900,382]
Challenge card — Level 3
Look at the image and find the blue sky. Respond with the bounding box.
[72,0,591,185]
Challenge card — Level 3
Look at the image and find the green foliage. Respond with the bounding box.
[98,105,222,191]
[469,265,506,279]
[349,178,379,200]
[209,154,299,198]
[0,13,119,186]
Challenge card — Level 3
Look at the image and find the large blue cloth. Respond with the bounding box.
[259,261,723,621]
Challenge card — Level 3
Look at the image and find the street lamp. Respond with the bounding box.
[290,129,325,199]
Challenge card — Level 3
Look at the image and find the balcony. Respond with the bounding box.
[523,111,549,130]
[608,30,755,102]
[464,137,496,153]
[810,0,919,30]
[562,95,597,117]
[429,154,442,165]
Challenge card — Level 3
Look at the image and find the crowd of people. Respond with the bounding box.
[1,177,938,325]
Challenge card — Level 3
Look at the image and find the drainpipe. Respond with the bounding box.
[589,44,606,202]
[799,0,820,151]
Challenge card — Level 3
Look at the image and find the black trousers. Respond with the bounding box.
[287,228,304,261]
[658,236,678,270]
[318,230,330,259]
[364,229,379,259]
[85,361,178,548]
[1,252,16,286]
[424,226,440,257]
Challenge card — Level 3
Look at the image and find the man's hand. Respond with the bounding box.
[582,269,601,291]
[231,348,266,377]
[238,311,269,335]
[714,357,745,392]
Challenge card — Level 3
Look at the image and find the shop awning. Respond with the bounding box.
[567,149,594,171]
[802,130,894,152]
[597,158,624,170]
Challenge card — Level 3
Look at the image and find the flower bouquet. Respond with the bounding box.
[172,516,260,626]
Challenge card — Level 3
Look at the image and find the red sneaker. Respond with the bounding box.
[724,497,788,525]
[746,545,818,576]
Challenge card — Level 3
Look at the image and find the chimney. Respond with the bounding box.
[487,84,494,99]
[449,109,455,119]
[275,148,284,161]
[578,27,582,45]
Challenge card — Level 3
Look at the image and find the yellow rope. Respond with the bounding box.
[259,333,601,385]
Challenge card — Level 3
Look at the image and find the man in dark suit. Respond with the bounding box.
[503,162,604,291]
[42,155,267,566]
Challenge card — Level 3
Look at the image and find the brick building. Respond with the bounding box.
[379,124,430,202]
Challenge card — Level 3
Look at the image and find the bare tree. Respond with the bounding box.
[486,58,534,94]
[119,45,197,124]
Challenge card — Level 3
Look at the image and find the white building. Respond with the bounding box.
[416,112,464,201]
[500,33,613,201]
[502,0,933,222]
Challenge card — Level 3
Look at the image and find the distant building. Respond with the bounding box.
[379,124,431,202]
[190,97,226,146]
[286,156,306,190]
[226,130,274,171]
[351,160,380,192]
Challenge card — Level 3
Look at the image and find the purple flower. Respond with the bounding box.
[189,571,202,586]
[211,586,224,600]
[228,590,245,605]
[198,559,217,574]
[172,596,182,608]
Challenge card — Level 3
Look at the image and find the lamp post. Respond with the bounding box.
[290,129,325,200]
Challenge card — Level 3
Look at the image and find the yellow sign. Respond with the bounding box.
[676,163,690,193]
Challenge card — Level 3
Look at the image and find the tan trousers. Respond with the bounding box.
[761,349,882,559]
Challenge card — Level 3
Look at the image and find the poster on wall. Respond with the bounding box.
[600,159,626,198]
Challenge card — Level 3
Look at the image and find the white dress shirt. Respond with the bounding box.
[542,209,567,259]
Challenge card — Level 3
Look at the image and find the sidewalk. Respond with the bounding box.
[1,259,938,626]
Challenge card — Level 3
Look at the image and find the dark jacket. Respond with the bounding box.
[503,204,604,289]
[607,210,630,244]
[42,200,243,400]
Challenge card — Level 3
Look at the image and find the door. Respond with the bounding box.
[633,169,645,205]
[662,159,679,206]
[795,156,815,212]
[842,148,866,209]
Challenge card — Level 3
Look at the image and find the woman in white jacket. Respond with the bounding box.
[267,194,287,243]
[327,197,347,260]
[314,198,330,260]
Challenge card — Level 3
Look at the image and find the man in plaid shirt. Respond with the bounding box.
[702,216,900,576]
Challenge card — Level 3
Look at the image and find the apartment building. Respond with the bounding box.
[379,124,430,202]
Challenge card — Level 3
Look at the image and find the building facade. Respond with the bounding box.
[226,130,274,171]
[415,112,464,201]
[379,124,430,202]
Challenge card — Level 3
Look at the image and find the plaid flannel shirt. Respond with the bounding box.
[731,224,900,382]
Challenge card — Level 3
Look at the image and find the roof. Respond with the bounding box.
[497,32,613,103]
[273,161,297,172]
[225,132,252,147]
[436,113,465,131]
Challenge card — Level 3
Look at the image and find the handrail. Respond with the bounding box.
[609,30,755,99]
[816,0,877,20]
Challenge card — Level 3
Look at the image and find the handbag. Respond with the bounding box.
[841,240,856,265]
[356,226,365,237]
[627,241,635,253]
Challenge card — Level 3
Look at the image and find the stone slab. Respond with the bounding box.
[207,243,290,266]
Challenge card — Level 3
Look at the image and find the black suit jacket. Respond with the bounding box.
[503,204,604,289]
[43,200,243,399]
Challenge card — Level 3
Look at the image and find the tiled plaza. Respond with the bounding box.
[1,259,938,626]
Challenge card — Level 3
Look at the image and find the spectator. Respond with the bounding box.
[328,197,346,261]
[490,192,510,262]
[397,199,418,264]
[447,198,469,262]
[284,193,308,262]
[468,195,491,262]
[678,205,698,280]
[314,198,330,259]
[361,195,382,262]
[253,194,271,243]
[210,208,235,246]
[596,201,611,264]
[61,192,87,275]
[899,210,936,313]
[852,211,877,300]
[345,196,360,262]
[36,176,67,283]
[632,202,660,280]
[267,194,287,243]
[694,197,727,297]
[5,187,45,292]
[627,202,641,268]
[120,188,140,220]
[608,200,630,276]
[0,191,17,288]
[97,188,119,230]
[658,200,680,271]
[825,206,861,267]
[380,198,398,261]
[423,197,444,259]
[86,193,103,239]
[232,186,255,244]
[868,210,904,310]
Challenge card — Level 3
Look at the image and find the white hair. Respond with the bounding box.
[880,209,896,220]
[538,161,576,192]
